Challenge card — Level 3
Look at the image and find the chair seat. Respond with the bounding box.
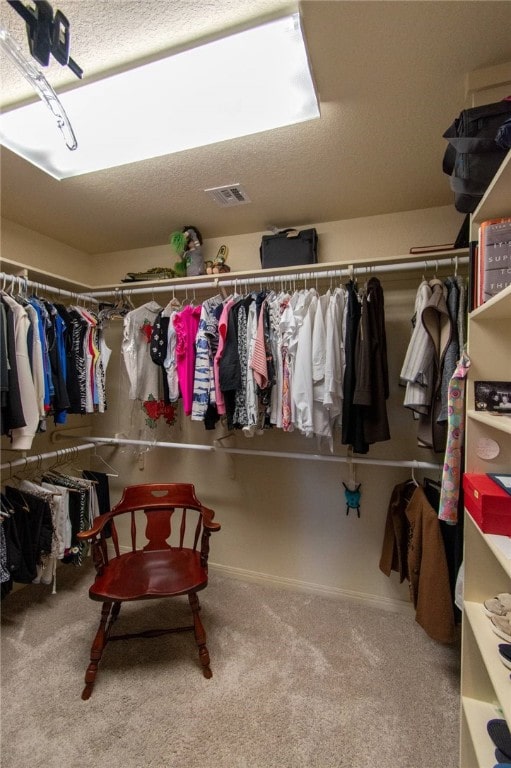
[89,548,208,602]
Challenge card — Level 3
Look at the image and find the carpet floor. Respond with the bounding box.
[1,562,460,768]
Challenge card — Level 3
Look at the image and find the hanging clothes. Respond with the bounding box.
[417,279,452,451]
[0,296,26,436]
[2,485,53,583]
[401,275,467,453]
[213,297,236,418]
[352,276,390,446]
[173,303,202,417]
[219,298,244,430]
[191,294,223,425]
[342,280,368,453]
[400,280,434,414]
[1,292,40,450]
[292,289,318,437]
[121,300,176,427]
[379,481,456,644]
[438,277,460,422]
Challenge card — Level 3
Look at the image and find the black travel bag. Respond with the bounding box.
[260,228,318,269]
[442,99,511,213]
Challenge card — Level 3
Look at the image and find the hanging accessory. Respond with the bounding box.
[343,448,362,517]
[0,26,77,150]
[2,1,83,150]
[7,0,83,77]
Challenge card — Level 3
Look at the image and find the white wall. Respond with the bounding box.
[1,218,93,286]
[88,204,462,283]
[1,205,464,608]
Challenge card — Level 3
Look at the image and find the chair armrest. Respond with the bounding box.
[77,513,114,541]
[200,506,221,532]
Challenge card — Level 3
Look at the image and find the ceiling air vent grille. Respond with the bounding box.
[204,183,251,207]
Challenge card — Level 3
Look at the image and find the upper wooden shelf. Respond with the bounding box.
[0,249,469,295]
[470,283,511,322]
[472,150,511,227]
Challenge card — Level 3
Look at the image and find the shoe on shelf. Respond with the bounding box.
[488,719,511,762]
[491,616,511,643]
[484,593,511,617]
[498,644,511,671]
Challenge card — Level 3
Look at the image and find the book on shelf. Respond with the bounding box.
[477,216,511,307]
[468,240,478,312]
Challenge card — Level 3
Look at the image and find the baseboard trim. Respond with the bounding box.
[209,561,412,615]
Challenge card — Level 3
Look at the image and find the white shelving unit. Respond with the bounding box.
[460,151,511,768]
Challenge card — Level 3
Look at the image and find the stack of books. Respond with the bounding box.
[474,217,511,307]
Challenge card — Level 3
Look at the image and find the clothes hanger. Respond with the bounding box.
[87,448,119,478]
[0,493,16,520]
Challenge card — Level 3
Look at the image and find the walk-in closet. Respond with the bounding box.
[1,3,510,768]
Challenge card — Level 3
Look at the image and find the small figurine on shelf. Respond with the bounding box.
[205,245,231,274]
[169,225,204,277]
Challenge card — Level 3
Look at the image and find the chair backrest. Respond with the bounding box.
[96,483,219,564]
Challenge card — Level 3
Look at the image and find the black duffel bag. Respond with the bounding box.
[260,228,318,269]
[442,99,511,213]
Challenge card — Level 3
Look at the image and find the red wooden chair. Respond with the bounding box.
[76,483,221,700]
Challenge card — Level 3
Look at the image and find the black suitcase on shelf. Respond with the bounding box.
[260,228,318,269]
[442,99,511,213]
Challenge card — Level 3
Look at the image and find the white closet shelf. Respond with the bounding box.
[469,283,511,322]
[0,258,93,294]
[471,151,511,226]
[462,697,506,767]
[467,410,511,436]
[479,532,511,573]
[1,249,469,296]
[464,601,511,724]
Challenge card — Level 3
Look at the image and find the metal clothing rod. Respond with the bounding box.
[86,255,469,299]
[0,442,95,472]
[0,271,98,303]
[62,435,442,470]
[1,254,468,302]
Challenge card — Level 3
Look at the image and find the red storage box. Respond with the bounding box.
[463,474,511,535]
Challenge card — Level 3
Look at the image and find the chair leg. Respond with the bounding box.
[82,601,120,700]
[188,592,212,679]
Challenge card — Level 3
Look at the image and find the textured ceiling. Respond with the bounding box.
[1,1,511,256]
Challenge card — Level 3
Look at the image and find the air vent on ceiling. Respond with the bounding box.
[204,183,251,207]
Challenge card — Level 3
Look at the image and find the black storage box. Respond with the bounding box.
[260,228,318,269]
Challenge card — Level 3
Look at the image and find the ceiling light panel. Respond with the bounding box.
[0,13,319,180]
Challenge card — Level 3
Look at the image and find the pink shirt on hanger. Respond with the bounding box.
[173,304,201,416]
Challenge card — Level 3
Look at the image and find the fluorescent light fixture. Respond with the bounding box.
[0,12,319,180]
